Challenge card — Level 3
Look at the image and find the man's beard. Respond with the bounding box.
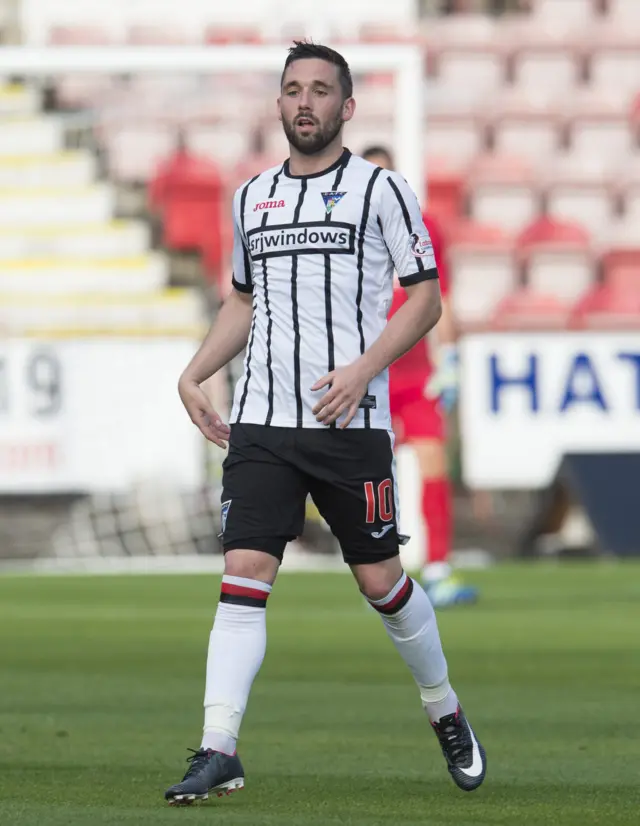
[282,111,344,156]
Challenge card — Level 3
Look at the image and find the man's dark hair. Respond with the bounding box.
[281,40,353,100]
[362,145,394,166]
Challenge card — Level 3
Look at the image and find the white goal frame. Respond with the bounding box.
[0,44,425,202]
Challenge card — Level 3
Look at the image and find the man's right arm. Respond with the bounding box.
[178,186,254,446]
[179,289,253,386]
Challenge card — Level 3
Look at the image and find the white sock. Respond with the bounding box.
[201,575,271,754]
[366,573,459,722]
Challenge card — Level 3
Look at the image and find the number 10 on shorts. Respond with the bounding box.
[364,479,393,523]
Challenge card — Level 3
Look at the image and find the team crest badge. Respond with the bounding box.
[220,499,232,535]
[321,191,346,214]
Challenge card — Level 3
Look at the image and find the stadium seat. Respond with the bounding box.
[448,234,516,329]
[545,153,617,240]
[0,152,96,189]
[0,221,150,260]
[0,289,205,336]
[469,182,540,234]
[48,26,115,45]
[569,116,634,158]
[607,0,640,23]
[493,116,560,162]
[517,215,595,303]
[513,49,581,92]
[424,117,485,168]
[602,250,640,291]
[106,127,175,183]
[589,49,640,96]
[546,186,613,241]
[530,0,596,21]
[421,15,497,49]
[127,25,203,45]
[0,84,40,117]
[0,254,167,295]
[437,50,505,95]
[573,283,640,329]
[0,185,114,227]
[491,289,574,331]
[0,117,63,155]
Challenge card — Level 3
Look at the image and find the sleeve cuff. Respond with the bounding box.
[398,267,439,287]
[232,275,253,294]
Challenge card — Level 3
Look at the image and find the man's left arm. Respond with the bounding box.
[312,173,442,427]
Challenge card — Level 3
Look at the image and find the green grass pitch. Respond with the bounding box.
[1,563,639,825]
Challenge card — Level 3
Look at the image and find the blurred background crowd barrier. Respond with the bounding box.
[0,0,638,569]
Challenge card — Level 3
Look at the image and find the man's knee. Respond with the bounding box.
[224,548,280,585]
[351,555,404,602]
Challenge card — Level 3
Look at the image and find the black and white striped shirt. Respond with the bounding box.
[230,148,437,430]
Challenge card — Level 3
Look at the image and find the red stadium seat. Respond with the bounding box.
[573,279,640,329]
[492,289,574,331]
[602,250,640,291]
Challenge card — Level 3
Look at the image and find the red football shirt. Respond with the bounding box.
[388,213,449,399]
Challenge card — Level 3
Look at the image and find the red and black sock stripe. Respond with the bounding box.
[219,576,271,609]
[368,573,414,615]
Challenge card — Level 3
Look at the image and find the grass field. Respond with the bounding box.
[1,563,639,826]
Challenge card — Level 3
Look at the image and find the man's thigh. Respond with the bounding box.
[221,424,308,560]
[300,429,402,565]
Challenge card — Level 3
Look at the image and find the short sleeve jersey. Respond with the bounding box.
[230,148,438,430]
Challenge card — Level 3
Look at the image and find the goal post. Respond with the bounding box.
[0,44,425,202]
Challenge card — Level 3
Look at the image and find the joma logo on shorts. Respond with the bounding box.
[253,200,286,212]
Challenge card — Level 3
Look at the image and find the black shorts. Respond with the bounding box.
[220,424,404,565]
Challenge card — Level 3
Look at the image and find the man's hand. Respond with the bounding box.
[178,376,231,448]
[311,361,370,428]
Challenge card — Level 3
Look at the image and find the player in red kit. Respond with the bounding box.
[362,147,477,608]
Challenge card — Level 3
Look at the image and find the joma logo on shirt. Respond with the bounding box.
[253,200,286,212]
[246,221,356,260]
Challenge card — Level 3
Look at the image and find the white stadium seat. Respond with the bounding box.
[547,186,614,240]
[531,0,595,20]
[493,118,560,161]
[0,117,63,155]
[469,184,540,234]
[450,247,516,327]
[590,50,640,94]
[0,222,150,260]
[570,118,634,158]
[0,152,96,189]
[0,185,114,226]
[0,84,41,116]
[527,250,595,302]
[0,254,168,295]
[0,289,205,335]
[437,50,504,94]
[106,128,174,183]
[514,51,580,92]
[425,118,484,166]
